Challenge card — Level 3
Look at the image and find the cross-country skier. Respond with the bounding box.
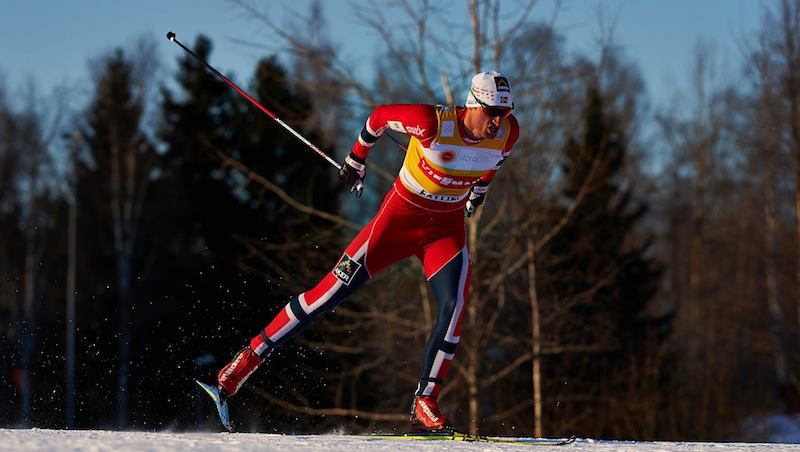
[211,71,519,432]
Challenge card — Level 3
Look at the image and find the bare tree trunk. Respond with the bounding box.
[466,219,480,436]
[20,211,36,427]
[795,169,800,361]
[491,0,501,70]
[778,0,800,360]
[689,93,708,369]
[109,124,134,428]
[440,73,454,105]
[765,178,788,392]
[116,266,131,428]
[527,231,542,437]
[753,25,791,403]
[465,0,482,433]
[687,44,725,431]
[19,128,45,427]
[688,140,707,397]
[66,134,79,429]
[470,0,481,73]
[66,195,77,427]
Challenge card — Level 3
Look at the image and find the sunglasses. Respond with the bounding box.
[470,88,513,119]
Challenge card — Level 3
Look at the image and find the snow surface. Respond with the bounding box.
[1,429,799,452]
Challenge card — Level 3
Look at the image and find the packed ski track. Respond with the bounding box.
[1,429,798,452]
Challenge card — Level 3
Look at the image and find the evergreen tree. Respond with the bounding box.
[155,36,338,429]
[0,94,53,427]
[139,35,250,428]
[544,86,668,437]
[0,92,23,425]
[77,48,158,427]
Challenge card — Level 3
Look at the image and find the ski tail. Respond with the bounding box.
[513,435,577,446]
[195,379,233,432]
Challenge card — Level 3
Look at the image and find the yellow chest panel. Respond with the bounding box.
[398,106,511,203]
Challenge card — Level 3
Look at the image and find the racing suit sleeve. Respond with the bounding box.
[350,104,439,160]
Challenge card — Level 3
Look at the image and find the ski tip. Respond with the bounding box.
[195,379,234,432]
[195,379,219,399]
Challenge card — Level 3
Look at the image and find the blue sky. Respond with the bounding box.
[0,0,763,108]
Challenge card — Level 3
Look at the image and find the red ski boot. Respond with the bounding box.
[409,396,454,432]
[217,346,264,398]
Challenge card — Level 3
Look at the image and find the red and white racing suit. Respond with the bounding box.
[248,104,519,398]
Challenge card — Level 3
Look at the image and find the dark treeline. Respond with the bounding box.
[1,0,800,442]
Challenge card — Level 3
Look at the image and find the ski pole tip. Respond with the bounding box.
[166,31,176,41]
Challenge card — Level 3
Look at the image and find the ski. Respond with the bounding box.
[195,376,575,445]
[358,431,577,446]
[195,380,233,432]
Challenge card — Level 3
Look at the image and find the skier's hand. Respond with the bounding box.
[339,152,366,197]
[465,184,488,217]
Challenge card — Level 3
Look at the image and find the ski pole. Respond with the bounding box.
[165,31,363,194]
[385,132,408,152]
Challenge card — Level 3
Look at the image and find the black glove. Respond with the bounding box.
[339,152,366,197]
[465,183,489,217]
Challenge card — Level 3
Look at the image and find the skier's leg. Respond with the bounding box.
[410,235,471,429]
[417,246,470,397]
[248,226,374,355]
[218,189,418,396]
[217,228,374,397]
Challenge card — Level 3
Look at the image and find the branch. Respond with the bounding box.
[400,0,436,100]
[485,398,532,422]
[249,386,407,421]
[229,0,377,105]
[233,235,310,293]
[483,144,606,294]
[293,338,366,354]
[478,283,506,350]
[198,137,360,231]
[496,0,539,54]
[480,352,532,388]
[540,343,619,354]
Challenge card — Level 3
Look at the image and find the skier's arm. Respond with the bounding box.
[350,104,438,159]
[341,104,437,197]
[466,115,520,216]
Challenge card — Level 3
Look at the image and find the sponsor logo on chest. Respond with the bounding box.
[418,158,478,188]
[431,145,500,167]
[439,150,456,163]
[418,189,463,202]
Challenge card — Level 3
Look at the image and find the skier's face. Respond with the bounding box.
[481,106,511,138]
[466,106,511,139]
